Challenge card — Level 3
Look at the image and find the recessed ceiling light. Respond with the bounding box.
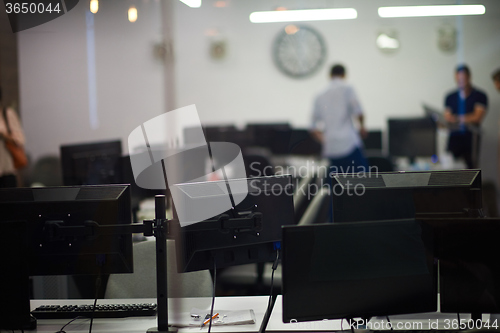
[90,0,98,14]
[128,6,137,22]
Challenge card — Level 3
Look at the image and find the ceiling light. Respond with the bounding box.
[90,0,98,14]
[249,8,357,23]
[128,6,138,22]
[378,5,485,18]
[179,0,201,8]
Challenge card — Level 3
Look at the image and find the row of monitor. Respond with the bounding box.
[186,117,437,159]
[1,168,495,330]
[58,115,437,196]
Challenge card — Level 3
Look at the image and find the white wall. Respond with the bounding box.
[172,0,500,182]
[18,0,165,161]
[16,0,500,184]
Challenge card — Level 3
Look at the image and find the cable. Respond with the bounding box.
[88,271,102,333]
[55,316,87,333]
[386,315,394,330]
[207,259,217,333]
[267,250,280,310]
[259,249,280,333]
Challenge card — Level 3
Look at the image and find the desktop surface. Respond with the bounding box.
[27,297,494,333]
[29,297,267,333]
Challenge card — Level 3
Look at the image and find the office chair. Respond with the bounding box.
[105,240,213,298]
[367,155,394,173]
[29,155,63,187]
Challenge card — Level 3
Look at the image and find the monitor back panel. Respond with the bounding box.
[282,219,436,322]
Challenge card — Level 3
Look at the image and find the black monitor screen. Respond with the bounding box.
[184,125,252,150]
[246,123,291,149]
[363,130,383,151]
[270,129,322,156]
[333,169,482,223]
[388,118,436,158]
[421,218,500,315]
[282,219,436,322]
[172,175,294,272]
[60,140,122,186]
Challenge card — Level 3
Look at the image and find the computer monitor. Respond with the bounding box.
[332,169,482,223]
[184,125,252,151]
[270,128,322,156]
[362,130,383,152]
[282,219,436,322]
[60,140,123,186]
[172,175,294,273]
[203,125,237,141]
[246,123,291,149]
[0,185,133,330]
[388,117,437,161]
[421,217,500,316]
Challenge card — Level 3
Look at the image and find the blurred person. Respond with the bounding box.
[493,68,500,92]
[310,64,369,178]
[0,87,26,188]
[444,64,488,169]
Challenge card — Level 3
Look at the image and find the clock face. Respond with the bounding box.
[273,25,327,78]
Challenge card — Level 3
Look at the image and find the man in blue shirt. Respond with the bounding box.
[444,65,488,169]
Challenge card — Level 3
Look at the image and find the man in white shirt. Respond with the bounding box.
[311,64,368,177]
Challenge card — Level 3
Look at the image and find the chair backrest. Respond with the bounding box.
[105,240,213,298]
[30,155,63,187]
[298,186,331,226]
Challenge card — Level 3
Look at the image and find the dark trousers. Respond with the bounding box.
[448,132,480,169]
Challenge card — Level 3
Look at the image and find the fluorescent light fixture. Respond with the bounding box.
[179,0,201,8]
[249,8,357,23]
[378,5,485,18]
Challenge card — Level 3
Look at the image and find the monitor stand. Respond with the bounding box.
[0,220,37,330]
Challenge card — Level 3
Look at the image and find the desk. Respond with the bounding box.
[15,297,500,333]
[25,297,343,333]
[28,297,267,333]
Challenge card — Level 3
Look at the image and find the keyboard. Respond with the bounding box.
[31,303,157,319]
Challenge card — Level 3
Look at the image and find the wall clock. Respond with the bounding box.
[273,25,327,78]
